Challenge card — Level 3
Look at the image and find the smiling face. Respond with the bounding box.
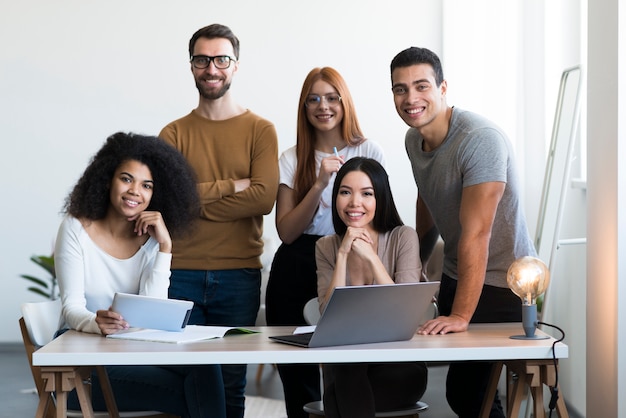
[109,160,153,218]
[191,37,239,100]
[391,63,448,131]
[336,170,376,230]
[305,79,344,134]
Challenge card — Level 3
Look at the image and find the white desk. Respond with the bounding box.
[33,324,569,418]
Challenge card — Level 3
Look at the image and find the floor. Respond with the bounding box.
[1,341,460,418]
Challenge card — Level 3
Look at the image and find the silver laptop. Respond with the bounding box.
[111,293,193,332]
[269,281,440,348]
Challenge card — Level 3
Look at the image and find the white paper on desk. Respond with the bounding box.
[293,325,316,334]
[106,325,258,344]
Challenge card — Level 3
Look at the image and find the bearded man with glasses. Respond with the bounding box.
[159,23,279,418]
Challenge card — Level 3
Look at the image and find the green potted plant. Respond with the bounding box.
[20,254,58,300]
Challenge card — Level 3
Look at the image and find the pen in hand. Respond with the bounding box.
[333,146,344,174]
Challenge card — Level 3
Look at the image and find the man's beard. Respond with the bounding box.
[195,79,231,100]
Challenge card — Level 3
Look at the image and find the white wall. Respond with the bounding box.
[0,0,443,342]
[586,1,626,416]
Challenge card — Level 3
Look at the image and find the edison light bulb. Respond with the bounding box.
[507,256,550,305]
[507,256,551,339]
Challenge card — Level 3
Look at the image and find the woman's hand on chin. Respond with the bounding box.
[130,211,172,253]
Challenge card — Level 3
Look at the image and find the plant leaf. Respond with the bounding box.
[30,255,56,277]
[20,275,50,289]
[28,287,52,299]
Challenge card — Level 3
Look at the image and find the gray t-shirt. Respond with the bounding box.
[405,107,536,288]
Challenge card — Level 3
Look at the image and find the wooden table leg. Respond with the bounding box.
[95,366,120,417]
[53,373,68,418]
[540,361,569,418]
[73,367,96,418]
[504,360,569,418]
[38,366,120,418]
[479,361,504,418]
[35,388,54,418]
[39,368,76,418]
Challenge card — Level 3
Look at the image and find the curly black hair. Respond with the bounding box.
[63,132,200,238]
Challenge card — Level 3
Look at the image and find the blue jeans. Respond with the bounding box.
[169,268,261,418]
[68,365,226,418]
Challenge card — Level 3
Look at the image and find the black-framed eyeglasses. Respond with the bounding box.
[305,94,342,108]
[190,55,236,69]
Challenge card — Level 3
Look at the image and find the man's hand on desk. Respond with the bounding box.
[417,314,469,335]
[96,308,129,335]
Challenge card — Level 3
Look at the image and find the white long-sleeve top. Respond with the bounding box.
[54,216,172,334]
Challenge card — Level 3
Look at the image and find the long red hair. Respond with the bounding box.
[294,67,365,204]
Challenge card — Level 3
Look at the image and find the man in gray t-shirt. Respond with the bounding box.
[390,47,536,418]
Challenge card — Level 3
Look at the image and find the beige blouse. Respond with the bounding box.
[315,225,422,311]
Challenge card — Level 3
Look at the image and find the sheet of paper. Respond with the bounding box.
[106,325,258,344]
[293,325,316,334]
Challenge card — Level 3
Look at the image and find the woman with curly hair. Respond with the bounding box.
[54,132,225,418]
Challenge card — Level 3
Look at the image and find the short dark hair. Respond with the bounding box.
[331,157,404,235]
[188,23,240,59]
[390,47,444,86]
[64,132,200,237]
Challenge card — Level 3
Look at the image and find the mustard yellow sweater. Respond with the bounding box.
[160,109,279,270]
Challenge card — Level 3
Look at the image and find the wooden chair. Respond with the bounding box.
[301,297,429,418]
[20,299,176,418]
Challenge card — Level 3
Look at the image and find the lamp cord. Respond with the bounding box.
[537,321,565,418]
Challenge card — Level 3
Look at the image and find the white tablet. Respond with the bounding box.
[111,293,194,332]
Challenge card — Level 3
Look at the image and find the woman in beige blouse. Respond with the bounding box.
[315,157,428,418]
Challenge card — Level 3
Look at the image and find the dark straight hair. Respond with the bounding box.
[331,157,404,235]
